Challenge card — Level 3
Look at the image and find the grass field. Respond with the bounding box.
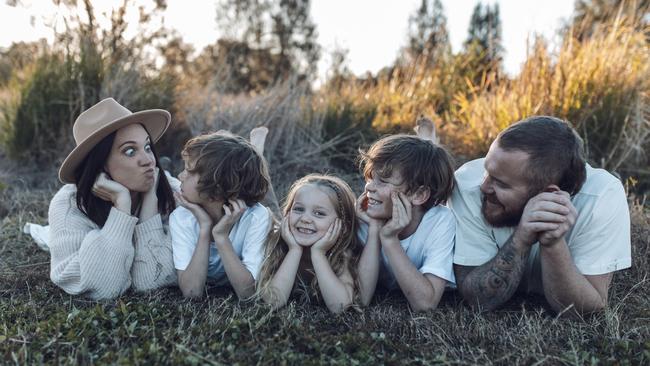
[1,165,649,365]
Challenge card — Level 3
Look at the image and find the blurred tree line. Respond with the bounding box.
[0,0,649,192]
[0,0,321,164]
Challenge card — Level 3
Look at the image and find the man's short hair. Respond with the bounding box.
[359,134,455,209]
[497,116,586,195]
[182,131,270,206]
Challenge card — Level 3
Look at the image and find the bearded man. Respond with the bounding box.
[449,116,631,315]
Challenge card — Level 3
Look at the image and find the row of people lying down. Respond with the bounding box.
[43,98,631,315]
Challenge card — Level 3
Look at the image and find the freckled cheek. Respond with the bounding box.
[364,180,373,192]
[374,186,389,200]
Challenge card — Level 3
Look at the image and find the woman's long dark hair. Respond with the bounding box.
[74,130,176,227]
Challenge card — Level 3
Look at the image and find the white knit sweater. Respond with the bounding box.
[48,184,177,300]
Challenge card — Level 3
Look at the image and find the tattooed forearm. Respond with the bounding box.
[457,235,530,311]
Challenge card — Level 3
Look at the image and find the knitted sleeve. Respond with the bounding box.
[48,185,137,300]
[131,214,178,292]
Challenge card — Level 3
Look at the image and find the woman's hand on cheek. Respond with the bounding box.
[93,172,131,213]
[144,167,160,198]
[311,218,341,254]
[139,167,161,220]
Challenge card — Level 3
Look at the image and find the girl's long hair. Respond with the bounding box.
[256,174,361,304]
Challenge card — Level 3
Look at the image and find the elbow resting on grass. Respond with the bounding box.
[178,272,206,299]
[324,295,353,314]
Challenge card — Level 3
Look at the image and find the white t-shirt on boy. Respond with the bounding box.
[357,204,456,289]
[170,203,271,285]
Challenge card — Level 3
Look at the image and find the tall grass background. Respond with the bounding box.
[1,10,648,196]
[0,4,649,364]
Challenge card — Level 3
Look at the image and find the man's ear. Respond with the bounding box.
[409,186,430,206]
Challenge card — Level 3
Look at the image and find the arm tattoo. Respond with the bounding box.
[458,235,530,311]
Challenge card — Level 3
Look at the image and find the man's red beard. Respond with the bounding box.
[481,193,526,228]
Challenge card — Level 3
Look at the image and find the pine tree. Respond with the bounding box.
[405,0,451,65]
[568,0,649,41]
[215,0,320,92]
[464,2,503,75]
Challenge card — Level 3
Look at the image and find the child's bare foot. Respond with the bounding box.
[250,126,269,155]
[414,115,437,143]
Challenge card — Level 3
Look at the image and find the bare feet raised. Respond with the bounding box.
[414,115,437,143]
[250,126,269,155]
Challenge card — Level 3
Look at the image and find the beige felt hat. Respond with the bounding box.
[58,98,171,184]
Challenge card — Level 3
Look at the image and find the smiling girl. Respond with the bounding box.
[256,174,361,313]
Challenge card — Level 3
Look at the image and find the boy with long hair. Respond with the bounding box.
[357,134,456,311]
[171,131,273,299]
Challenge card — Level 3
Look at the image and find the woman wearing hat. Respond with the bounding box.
[49,98,178,300]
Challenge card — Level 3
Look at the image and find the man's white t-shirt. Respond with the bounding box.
[450,158,631,294]
[357,204,456,289]
[170,203,271,285]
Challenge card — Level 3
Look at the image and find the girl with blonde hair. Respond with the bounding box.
[256,174,361,313]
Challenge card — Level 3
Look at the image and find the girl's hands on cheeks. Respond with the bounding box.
[212,199,247,243]
[311,218,342,254]
[174,192,213,230]
[93,172,131,213]
[379,191,412,240]
[280,215,302,253]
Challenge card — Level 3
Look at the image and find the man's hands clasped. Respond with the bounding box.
[514,186,577,248]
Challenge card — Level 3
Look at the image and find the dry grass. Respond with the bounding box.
[448,19,650,172]
[323,17,650,183]
[1,165,648,365]
[1,9,649,365]
[176,80,366,198]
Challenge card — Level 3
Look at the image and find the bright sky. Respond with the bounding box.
[0,0,575,80]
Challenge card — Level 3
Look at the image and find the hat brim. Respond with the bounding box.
[58,109,171,184]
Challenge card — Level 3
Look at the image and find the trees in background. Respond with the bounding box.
[568,0,650,41]
[209,0,320,93]
[0,0,178,162]
[403,0,451,66]
[1,0,648,192]
[463,2,503,86]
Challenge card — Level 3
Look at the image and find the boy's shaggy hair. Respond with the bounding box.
[182,131,270,205]
[256,174,361,305]
[359,134,455,209]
